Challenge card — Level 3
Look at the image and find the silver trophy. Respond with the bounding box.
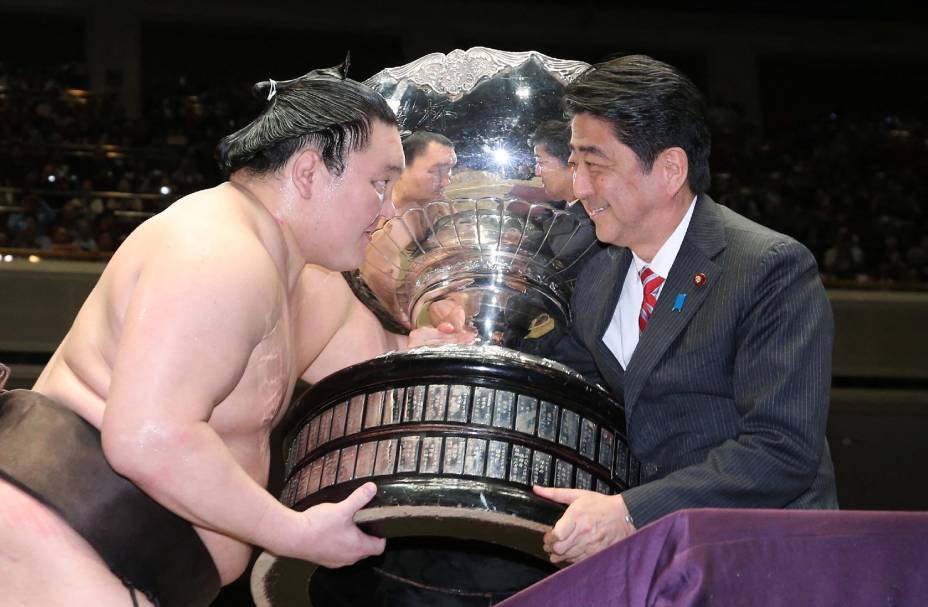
[252,48,639,606]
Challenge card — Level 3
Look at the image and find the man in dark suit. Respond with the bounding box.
[533,55,838,564]
[530,120,577,207]
[524,120,603,287]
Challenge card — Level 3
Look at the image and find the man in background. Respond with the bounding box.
[530,120,577,207]
[393,131,457,210]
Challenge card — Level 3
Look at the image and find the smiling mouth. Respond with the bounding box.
[588,205,608,217]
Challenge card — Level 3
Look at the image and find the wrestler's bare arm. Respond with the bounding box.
[298,268,401,384]
[300,269,473,384]
[99,227,383,568]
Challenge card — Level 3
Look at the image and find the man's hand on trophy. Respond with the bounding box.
[405,324,475,348]
[532,485,636,564]
[404,297,476,348]
[427,298,468,333]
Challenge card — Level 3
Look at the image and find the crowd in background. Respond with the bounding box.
[0,62,250,253]
[709,102,927,284]
[1,62,925,285]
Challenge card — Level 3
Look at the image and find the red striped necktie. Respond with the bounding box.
[638,266,664,333]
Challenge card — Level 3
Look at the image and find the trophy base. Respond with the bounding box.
[253,346,638,606]
[250,500,556,606]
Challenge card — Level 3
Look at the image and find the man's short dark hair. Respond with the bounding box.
[401,131,454,166]
[529,120,571,166]
[564,54,711,194]
[217,68,396,176]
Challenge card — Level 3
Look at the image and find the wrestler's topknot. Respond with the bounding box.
[216,53,395,176]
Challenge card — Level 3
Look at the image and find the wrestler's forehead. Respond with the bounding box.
[351,121,404,174]
[414,141,456,169]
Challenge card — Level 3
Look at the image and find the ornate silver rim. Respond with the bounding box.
[365,47,590,99]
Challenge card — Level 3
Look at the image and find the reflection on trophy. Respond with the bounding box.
[252,48,640,606]
[364,196,595,349]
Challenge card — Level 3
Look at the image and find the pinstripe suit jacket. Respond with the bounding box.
[553,195,839,526]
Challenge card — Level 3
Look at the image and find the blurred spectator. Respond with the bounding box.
[823,226,866,280]
[878,236,909,283]
[73,218,98,252]
[48,224,80,252]
[96,231,117,253]
[10,216,48,249]
[6,194,56,236]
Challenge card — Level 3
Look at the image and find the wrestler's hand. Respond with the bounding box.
[295,482,386,568]
[406,324,476,348]
[532,485,636,564]
[405,299,475,348]
[427,298,467,333]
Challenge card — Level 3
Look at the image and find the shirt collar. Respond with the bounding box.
[631,194,698,278]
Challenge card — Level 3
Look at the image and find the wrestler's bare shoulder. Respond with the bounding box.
[35,183,290,428]
[124,183,284,261]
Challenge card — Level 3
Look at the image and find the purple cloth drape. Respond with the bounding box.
[499,508,928,607]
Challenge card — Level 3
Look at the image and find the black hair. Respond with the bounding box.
[529,120,571,165]
[401,131,454,166]
[563,54,711,194]
[217,58,397,176]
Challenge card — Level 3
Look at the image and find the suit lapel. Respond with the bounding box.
[623,196,728,416]
[582,247,631,395]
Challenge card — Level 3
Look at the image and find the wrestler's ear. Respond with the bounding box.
[290,148,327,200]
[657,147,689,197]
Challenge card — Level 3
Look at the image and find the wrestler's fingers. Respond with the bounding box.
[411,326,466,341]
[355,530,386,556]
[426,327,477,344]
[429,299,467,331]
[341,482,379,516]
[455,328,477,344]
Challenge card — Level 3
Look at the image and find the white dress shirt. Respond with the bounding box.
[602,196,697,369]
